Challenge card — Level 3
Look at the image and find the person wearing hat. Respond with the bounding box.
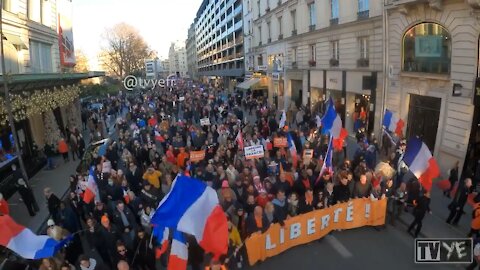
[100,215,121,266]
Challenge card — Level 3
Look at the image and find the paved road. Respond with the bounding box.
[249,223,459,270]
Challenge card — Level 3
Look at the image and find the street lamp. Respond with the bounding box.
[0,2,38,207]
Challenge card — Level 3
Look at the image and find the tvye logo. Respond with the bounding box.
[415,238,472,264]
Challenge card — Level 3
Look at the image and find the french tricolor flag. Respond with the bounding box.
[316,138,334,185]
[168,230,188,270]
[151,175,228,259]
[402,138,440,191]
[383,110,405,137]
[0,215,70,259]
[83,167,100,204]
[287,133,298,168]
[155,227,170,259]
[236,130,244,150]
[321,98,348,151]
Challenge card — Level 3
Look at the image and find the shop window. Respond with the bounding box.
[403,22,451,74]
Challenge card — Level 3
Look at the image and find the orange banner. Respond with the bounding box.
[189,150,206,162]
[274,137,288,148]
[245,198,387,265]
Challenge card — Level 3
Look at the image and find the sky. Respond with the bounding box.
[72,0,203,70]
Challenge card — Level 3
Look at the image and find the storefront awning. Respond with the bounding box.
[3,33,28,50]
[237,78,260,90]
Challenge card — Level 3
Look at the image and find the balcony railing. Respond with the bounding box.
[292,29,297,36]
[357,58,369,67]
[309,25,316,31]
[268,38,272,43]
[330,18,339,26]
[308,60,316,67]
[357,10,369,20]
[330,58,339,67]
[278,34,283,40]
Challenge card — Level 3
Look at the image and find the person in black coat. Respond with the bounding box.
[408,192,431,237]
[16,178,37,216]
[100,215,122,266]
[85,217,111,268]
[132,229,156,270]
[112,201,139,250]
[126,162,143,194]
[298,189,315,214]
[445,161,460,197]
[246,206,270,236]
[333,176,351,204]
[44,187,61,223]
[113,241,134,268]
[447,178,473,225]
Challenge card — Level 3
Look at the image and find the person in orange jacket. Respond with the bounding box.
[58,138,69,163]
[0,192,9,215]
[469,202,480,237]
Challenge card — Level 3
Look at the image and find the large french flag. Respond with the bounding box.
[0,215,70,259]
[168,230,188,270]
[287,133,298,168]
[402,138,440,191]
[83,167,100,204]
[151,175,228,259]
[321,98,337,135]
[383,110,405,137]
[330,115,348,151]
[321,98,347,150]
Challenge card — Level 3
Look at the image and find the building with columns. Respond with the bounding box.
[384,0,480,178]
[247,0,384,136]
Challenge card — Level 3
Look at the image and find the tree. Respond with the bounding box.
[43,110,62,147]
[99,23,154,79]
[74,50,90,72]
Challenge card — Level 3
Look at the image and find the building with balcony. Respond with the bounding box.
[195,0,244,90]
[168,40,188,78]
[0,0,104,184]
[186,21,198,80]
[384,0,480,179]
[249,0,384,136]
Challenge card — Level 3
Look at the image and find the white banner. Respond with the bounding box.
[200,118,211,126]
[244,145,265,160]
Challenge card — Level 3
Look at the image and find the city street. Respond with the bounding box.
[251,225,458,270]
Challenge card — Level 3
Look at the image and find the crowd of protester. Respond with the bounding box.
[3,81,479,270]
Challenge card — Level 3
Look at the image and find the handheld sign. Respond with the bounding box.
[244,145,265,160]
[190,150,206,162]
[303,149,314,159]
[273,137,288,148]
[200,118,211,126]
[179,96,185,101]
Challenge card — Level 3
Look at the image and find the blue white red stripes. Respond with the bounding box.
[402,138,439,191]
[287,133,298,168]
[83,167,100,204]
[321,98,347,150]
[168,231,188,270]
[0,215,68,259]
[321,98,337,135]
[151,175,228,259]
[383,110,404,137]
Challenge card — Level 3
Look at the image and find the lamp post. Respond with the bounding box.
[0,3,38,207]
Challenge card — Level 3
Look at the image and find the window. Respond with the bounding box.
[308,3,316,27]
[29,40,52,73]
[359,37,368,59]
[248,20,251,34]
[291,10,297,32]
[358,0,369,12]
[257,55,263,66]
[310,44,316,61]
[257,0,260,17]
[332,40,339,60]
[258,26,262,44]
[403,22,451,74]
[331,0,339,19]
[292,48,297,63]
[28,0,42,23]
[267,21,271,40]
[2,0,11,12]
[278,16,283,36]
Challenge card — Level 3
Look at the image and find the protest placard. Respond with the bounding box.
[200,118,211,126]
[273,137,288,148]
[190,150,206,162]
[244,145,265,160]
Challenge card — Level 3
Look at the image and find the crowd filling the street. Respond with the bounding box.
[1,82,479,270]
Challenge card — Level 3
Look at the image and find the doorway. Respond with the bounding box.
[406,94,441,152]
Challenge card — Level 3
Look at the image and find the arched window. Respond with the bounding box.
[403,22,451,74]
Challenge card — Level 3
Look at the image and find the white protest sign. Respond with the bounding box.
[244,145,265,160]
[200,118,211,126]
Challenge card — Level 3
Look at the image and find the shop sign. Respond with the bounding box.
[272,73,280,80]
